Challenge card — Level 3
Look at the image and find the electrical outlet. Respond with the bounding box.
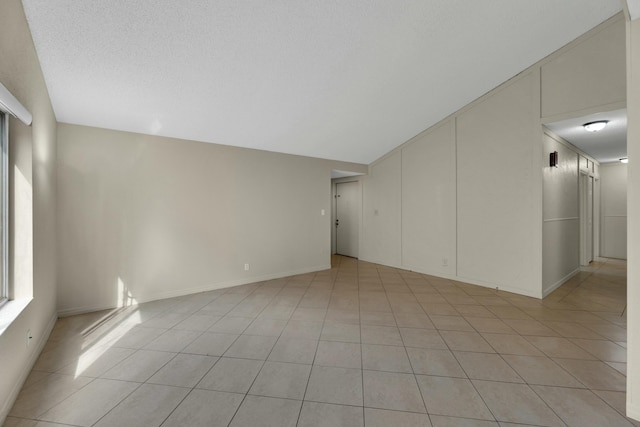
[26,329,32,347]
[442,258,448,267]
[244,263,250,271]
[321,209,325,216]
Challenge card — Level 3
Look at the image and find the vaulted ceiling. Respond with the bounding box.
[22,0,622,164]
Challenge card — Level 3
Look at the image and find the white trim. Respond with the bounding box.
[542,267,580,297]
[0,298,32,337]
[452,274,541,299]
[402,265,457,281]
[58,264,331,317]
[627,401,640,422]
[543,217,580,222]
[360,256,543,299]
[0,312,57,425]
[540,100,626,125]
[358,256,403,271]
[0,83,32,126]
[58,303,121,318]
[0,113,7,307]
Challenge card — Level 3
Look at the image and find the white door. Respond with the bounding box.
[580,173,594,265]
[593,178,600,258]
[336,182,359,257]
[586,175,594,263]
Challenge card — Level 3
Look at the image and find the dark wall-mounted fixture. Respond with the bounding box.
[550,151,559,168]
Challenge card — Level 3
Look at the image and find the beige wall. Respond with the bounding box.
[0,0,58,422]
[57,124,366,315]
[401,120,456,277]
[360,151,402,266]
[360,71,543,297]
[626,13,640,422]
[541,17,626,120]
[457,72,542,296]
[358,14,625,299]
[542,133,585,295]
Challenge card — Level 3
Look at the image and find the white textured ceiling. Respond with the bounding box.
[545,109,627,164]
[22,0,622,164]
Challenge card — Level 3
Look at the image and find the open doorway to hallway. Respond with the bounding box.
[335,181,359,258]
[545,108,627,267]
[542,108,627,298]
[330,170,364,258]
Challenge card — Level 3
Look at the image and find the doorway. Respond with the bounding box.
[335,181,359,258]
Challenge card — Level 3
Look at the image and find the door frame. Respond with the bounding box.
[579,170,599,265]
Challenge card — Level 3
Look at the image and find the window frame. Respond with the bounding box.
[0,111,7,307]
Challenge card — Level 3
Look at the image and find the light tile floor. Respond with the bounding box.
[4,256,636,427]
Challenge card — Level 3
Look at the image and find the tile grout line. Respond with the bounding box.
[217,282,292,426]
[10,255,632,427]
[294,268,326,427]
[99,280,275,427]
[398,267,434,424]
[359,258,366,423]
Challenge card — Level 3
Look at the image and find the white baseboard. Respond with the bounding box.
[399,262,542,298]
[357,256,403,270]
[453,274,542,299]
[58,264,331,317]
[627,401,640,422]
[400,264,459,281]
[0,311,57,425]
[360,257,542,299]
[58,303,123,317]
[542,268,580,298]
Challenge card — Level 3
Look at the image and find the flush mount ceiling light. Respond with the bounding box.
[620,158,629,164]
[583,120,609,132]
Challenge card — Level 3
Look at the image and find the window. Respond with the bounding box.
[0,82,30,310]
[0,111,6,307]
